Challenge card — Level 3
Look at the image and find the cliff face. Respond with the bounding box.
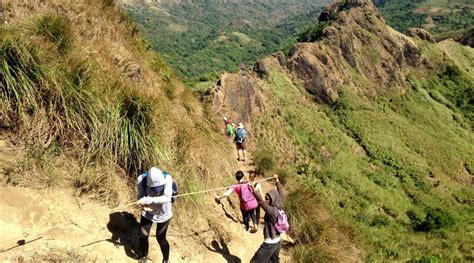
[287,0,422,104]
[208,72,265,128]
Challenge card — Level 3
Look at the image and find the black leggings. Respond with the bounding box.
[241,208,257,230]
[139,216,171,261]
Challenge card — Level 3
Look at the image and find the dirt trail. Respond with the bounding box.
[0,140,291,262]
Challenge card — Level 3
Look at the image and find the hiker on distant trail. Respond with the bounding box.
[224,116,235,138]
[136,167,174,263]
[234,122,247,162]
[249,171,263,225]
[215,170,258,233]
[250,174,288,263]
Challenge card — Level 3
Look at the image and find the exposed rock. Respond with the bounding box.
[319,3,341,22]
[237,62,247,71]
[253,60,268,79]
[288,43,342,104]
[208,73,265,125]
[320,146,332,160]
[287,0,421,104]
[407,28,435,43]
[112,56,142,82]
[272,51,287,67]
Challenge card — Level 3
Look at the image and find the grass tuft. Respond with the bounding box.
[35,14,73,53]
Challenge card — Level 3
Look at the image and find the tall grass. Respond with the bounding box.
[0,38,44,114]
[286,188,356,262]
[1,32,158,174]
[35,14,72,53]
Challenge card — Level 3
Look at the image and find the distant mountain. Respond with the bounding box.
[121,0,330,83]
[374,0,474,34]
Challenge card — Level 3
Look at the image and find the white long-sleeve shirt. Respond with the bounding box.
[137,173,173,223]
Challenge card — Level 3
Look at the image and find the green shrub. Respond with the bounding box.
[415,208,455,232]
[370,215,390,227]
[36,14,72,53]
[253,148,276,175]
[410,254,443,263]
[297,21,331,42]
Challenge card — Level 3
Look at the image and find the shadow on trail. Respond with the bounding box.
[205,239,242,263]
[105,212,141,260]
[219,203,239,223]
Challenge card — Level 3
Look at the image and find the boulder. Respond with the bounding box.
[407,28,435,43]
[253,60,268,79]
[272,51,287,67]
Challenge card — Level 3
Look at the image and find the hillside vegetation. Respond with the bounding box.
[0,1,241,258]
[375,0,474,35]
[121,0,330,84]
[214,0,473,261]
[1,0,473,262]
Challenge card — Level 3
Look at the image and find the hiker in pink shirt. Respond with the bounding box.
[215,170,258,233]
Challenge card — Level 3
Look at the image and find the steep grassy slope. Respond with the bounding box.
[205,1,474,261]
[249,43,473,261]
[120,0,329,83]
[0,1,241,257]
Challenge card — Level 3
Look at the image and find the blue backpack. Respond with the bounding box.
[235,128,247,143]
[140,171,178,203]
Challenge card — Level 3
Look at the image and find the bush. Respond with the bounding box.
[370,215,390,227]
[414,208,455,232]
[410,255,443,263]
[253,148,275,175]
[36,14,72,53]
[297,21,331,42]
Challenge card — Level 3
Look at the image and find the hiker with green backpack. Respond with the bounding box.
[250,174,289,263]
[215,170,258,233]
[224,116,235,138]
[234,122,247,162]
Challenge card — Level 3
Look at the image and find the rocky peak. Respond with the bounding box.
[407,28,436,43]
[287,0,422,104]
[206,72,265,128]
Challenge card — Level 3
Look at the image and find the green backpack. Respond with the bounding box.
[226,124,235,136]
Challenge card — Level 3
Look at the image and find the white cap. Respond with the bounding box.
[147,167,166,187]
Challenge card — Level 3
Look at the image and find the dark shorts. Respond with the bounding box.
[236,142,246,150]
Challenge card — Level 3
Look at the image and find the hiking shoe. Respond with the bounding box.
[250,227,257,233]
[139,256,152,263]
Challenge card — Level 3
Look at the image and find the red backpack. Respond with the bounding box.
[239,184,258,211]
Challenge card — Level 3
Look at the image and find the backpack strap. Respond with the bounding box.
[141,172,149,189]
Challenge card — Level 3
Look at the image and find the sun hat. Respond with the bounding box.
[238,123,244,129]
[147,167,167,187]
